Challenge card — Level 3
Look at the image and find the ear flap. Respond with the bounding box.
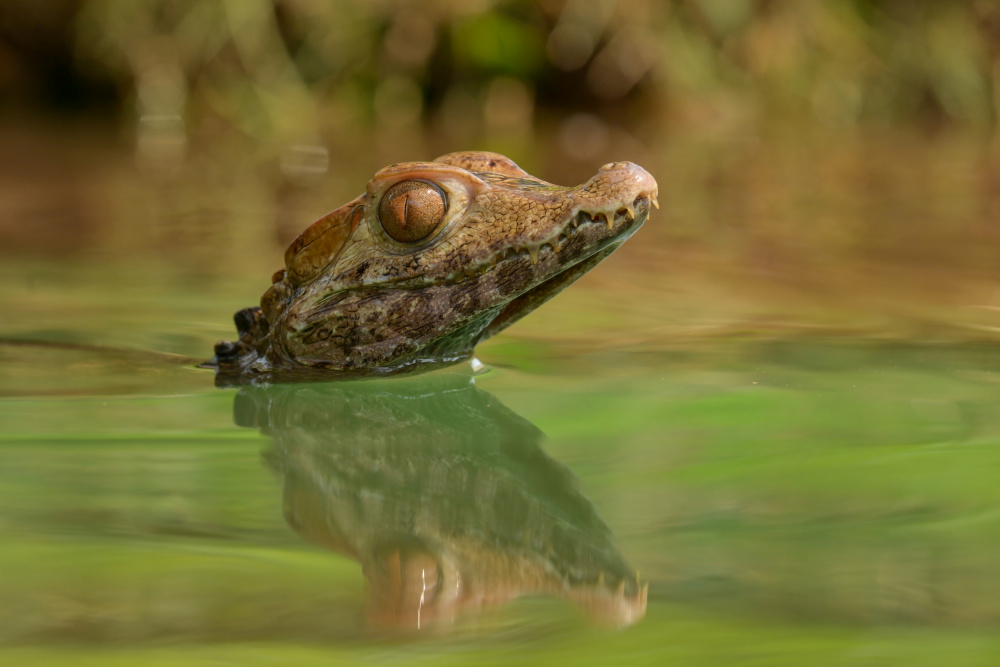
[284,196,363,286]
[434,151,529,178]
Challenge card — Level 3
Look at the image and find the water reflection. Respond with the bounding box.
[233,375,647,630]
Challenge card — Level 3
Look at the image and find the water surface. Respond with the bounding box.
[2,128,1000,664]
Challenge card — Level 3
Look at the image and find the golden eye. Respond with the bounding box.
[378,180,446,243]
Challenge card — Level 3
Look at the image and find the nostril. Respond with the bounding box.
[599,161,634,172]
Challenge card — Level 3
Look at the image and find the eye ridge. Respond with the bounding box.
[378,180,446,243]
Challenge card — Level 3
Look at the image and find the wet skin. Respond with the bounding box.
[211,151,658,383]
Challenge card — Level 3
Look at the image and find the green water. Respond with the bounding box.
[2,126,1000,664]
[2,256,1000,665]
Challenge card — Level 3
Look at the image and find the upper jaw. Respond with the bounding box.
[483,191,657,272]
[453,160,659,278]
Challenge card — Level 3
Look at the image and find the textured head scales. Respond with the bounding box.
[211,151,658,384]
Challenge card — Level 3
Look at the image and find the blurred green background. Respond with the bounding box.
[2,0,1000,343]
[4,3,1000,665]
[6,0,1000,141]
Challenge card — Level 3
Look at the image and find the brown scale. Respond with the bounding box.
[208,151,658,385]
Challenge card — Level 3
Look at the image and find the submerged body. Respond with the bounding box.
[212,151,657,383]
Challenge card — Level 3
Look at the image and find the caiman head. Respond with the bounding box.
[212,151,658,382]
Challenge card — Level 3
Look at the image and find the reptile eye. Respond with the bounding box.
[378,180,446,243]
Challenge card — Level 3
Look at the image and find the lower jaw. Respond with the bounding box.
[484,202,650,338]
[482,240,623,340]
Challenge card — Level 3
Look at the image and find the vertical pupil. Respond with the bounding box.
[386,193,409,229]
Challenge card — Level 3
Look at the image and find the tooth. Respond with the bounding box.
[650,196,660,209]
[552,238,562,253]
[527,245,539,264]
[606,213,615,230]
[625,204,635,220]
[571,218,578,228]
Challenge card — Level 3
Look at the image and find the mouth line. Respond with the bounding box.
[480,198,652,336]
[459,194,656,280]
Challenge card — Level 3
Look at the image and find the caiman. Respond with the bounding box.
[210,151,658,383]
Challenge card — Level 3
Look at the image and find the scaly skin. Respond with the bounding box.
[211,151,658,383]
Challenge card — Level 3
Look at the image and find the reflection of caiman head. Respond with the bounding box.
[235,376,647,629]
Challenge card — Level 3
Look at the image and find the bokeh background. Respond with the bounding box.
[3,0,1000,351]
[5,3,1000,663]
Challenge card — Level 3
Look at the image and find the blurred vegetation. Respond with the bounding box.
[2,0,1000,339]
[2,0,999,160]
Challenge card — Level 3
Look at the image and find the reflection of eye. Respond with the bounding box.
[367,543,442,609]
[378,180,446,243]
